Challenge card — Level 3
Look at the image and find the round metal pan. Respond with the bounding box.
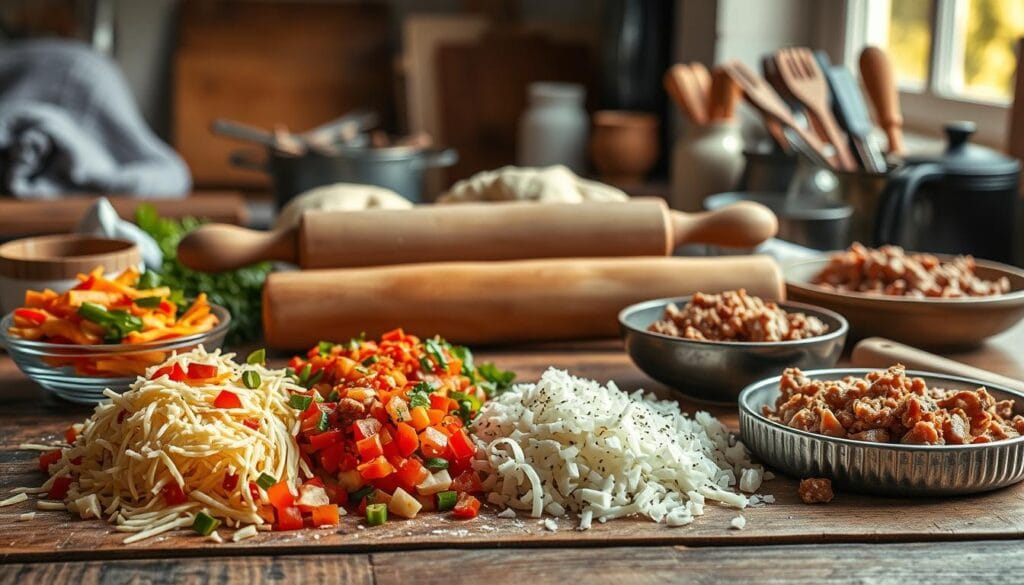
[739,368,1024,496]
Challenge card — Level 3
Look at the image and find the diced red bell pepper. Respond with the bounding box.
[381,328,405,341]
[357,455,394,480]
[248,482,262,502]
[308,429,343,451]
[38,449,62,472]
[48,476,73,500]
[187,363,218,379]
[64,426,78,445]
[447,429,476,461]
[448,456,472,478]
[243,418,261,431]
[318,443,345,474]
[356,434,383,461]
[151,363,186,382]
[304,477,325,489]
[158,299,176,315]
[395,458,428,491]
[267,481,295,510]
[275,505,303,531]
[352,418,382,441]
[76,275,96,290]
[213,390,242,409]
[162,482,188,505]
[311,504,340,527]
[450,470,483,494]
[420,426,448,458]
[339,453,359,472]
[222,473,239,492]
[394,422,418,457]
[372,473,400,495]
[323,481,348,506]
[428,393,449,411]
[452,493,481,519]
[14,308,47,326]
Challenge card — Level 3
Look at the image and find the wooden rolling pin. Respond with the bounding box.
[178,198,777,272]
[851,337,1024,393]
[263,255,784,349]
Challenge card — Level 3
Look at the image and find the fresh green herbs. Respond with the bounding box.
[408,382,433,409]
[135,205,271,344]
[317,341,335,356]
[423,457,449,471]
[77,302,144,342]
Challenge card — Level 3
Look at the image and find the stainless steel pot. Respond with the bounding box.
[231,146,458,207]
[704,191,852,251]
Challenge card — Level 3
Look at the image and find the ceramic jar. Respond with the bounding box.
[590,110,659,184]
[670,121,745,212]
[517,82,588,174]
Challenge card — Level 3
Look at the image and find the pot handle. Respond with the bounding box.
[412,148,458,170]
[873,162,945,246]
[228,149,270,173]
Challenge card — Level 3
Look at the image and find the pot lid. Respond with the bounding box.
[905,121,1020,179]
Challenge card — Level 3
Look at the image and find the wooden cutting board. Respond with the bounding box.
[2,342,1023,562]
[173,1,394,188]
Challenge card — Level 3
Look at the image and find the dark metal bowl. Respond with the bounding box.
[619,296,848,403]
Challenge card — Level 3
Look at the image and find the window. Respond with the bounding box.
[838,0,1024,147]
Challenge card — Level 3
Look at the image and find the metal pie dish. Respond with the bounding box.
[619,296,848,404]
[784,255,1024,348]
[739,368,1024,496]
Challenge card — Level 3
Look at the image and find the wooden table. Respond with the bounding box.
[2,324,1024,584]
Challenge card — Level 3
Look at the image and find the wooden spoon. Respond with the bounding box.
[859,46,905,156]
[690,62,712,114]
[773,47,857,171]
[851,337,1024,394]
[708,68,740,121]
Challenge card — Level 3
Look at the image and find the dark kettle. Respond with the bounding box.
[874,121,1020,263]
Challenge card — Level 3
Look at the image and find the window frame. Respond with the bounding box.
[833,0,1013,149]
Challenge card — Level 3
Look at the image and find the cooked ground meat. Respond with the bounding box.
[764,365,1024,445]
[647,289,828,342]
[812,242,1010,298]
[798,478,833,504]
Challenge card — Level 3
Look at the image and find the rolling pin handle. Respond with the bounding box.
[669,201,778,249]
[177,224,298,273]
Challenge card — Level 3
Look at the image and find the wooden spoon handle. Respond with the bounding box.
[667,64,708,125]
[808,104,858,171]
[670,201,778,248]
[177,224,298,272]
[851,337,1024,394]
[859,46,904,155]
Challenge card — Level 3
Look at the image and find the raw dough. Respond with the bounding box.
[274,183,412,229]
[437,165,628,204]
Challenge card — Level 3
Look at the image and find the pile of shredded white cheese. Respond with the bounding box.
[471,368,767,529]
[36,347,307,543]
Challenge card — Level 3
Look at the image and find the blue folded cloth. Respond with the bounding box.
[0,39,191,198]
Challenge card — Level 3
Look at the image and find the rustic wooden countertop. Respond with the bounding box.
[2,323,1024,584]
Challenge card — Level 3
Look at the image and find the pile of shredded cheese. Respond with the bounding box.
[471,368,767,529]
[37,347,307,543]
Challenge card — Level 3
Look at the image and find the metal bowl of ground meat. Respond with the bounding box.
[619,291,848,403]
[739,367,1024,496]
[784,243,1024,348]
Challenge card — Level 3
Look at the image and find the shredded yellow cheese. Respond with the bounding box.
[41,347,307,543]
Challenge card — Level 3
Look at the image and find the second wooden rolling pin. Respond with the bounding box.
[178,198,777,272]
[263,255,784,349]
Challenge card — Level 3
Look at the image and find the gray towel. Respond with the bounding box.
[0,39,190,198]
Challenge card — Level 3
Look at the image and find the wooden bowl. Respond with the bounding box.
[0,235,141,313]
[590,111,659,184]
[784,256,1024,349]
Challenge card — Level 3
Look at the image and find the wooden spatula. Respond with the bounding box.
[773,47,857,172]
[859,46,905,156]
[708,67,740,121]
[664,64,708,125]
[690,62,712,115]
[719,59,830,165]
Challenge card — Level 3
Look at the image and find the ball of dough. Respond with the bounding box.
[437,165,628,204]
[275,183,413,229]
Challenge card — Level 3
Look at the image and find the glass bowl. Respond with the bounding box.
[0,304,230,403]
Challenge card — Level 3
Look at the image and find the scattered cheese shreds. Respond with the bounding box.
[0,492,28,507]
[472,368,768,530]
[232,525,258,542]
[730,515,746,530]
[18,512,36,521]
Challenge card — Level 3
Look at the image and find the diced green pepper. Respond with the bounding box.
[350,485,375,503]
[436,490,458,511]
[255,473,276,490]
[288,394,313,410]
[366,503,387,526]
[361,355,379,366]
[246,348,266,365]
[137,270,161,290]
[316,411,329,433]
[133,296,162,308]
[423,457,449,471]
[242,370,261,389]
[191,511,221,536]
